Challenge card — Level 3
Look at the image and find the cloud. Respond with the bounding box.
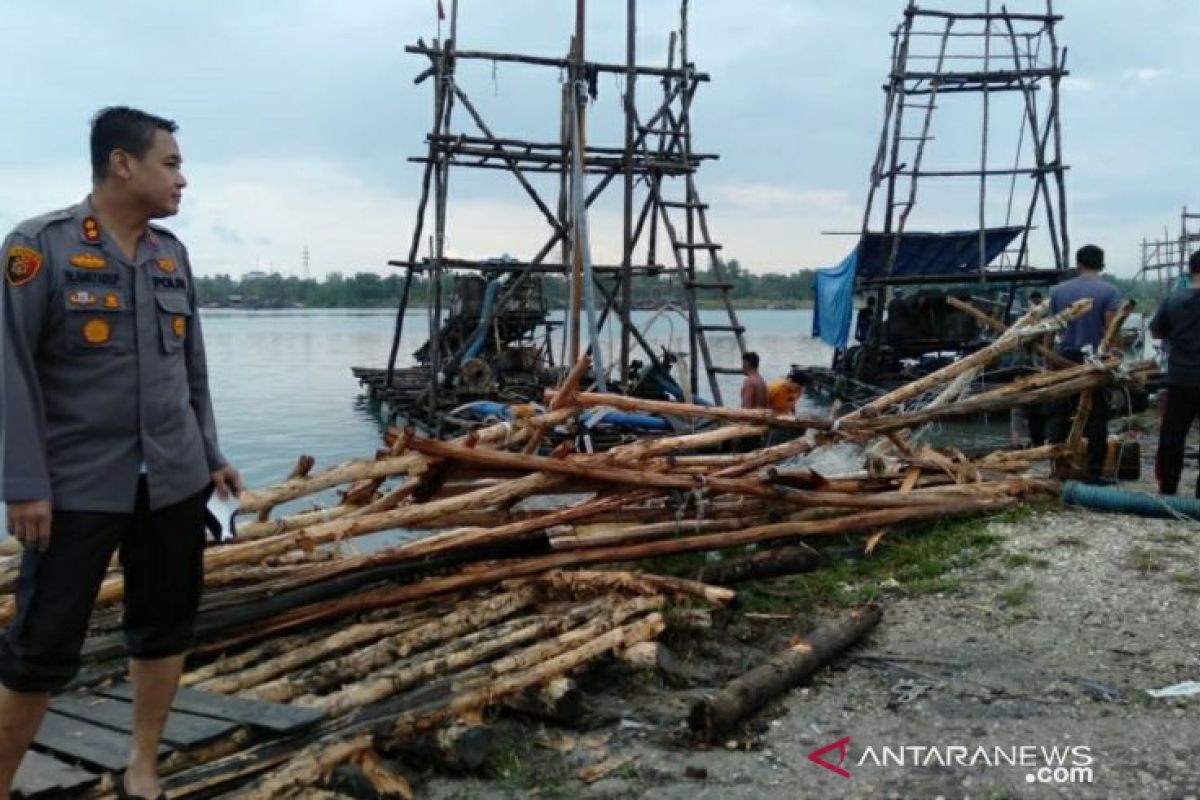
[211,223,244,246]
[1121,67,1170,81]
[1062,76,1097,93]
[711,183,856,214]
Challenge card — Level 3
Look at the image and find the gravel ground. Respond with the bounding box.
[417,503,1200,800]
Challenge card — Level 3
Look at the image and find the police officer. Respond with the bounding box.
[0,107,240,800]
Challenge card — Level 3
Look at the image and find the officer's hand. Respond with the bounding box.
[211,465,243,500]
[7,500,52,552]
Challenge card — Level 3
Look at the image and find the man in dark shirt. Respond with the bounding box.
[1046,244,1123,481]
[1149,250,1200,496]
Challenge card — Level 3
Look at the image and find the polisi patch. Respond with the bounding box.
[4,245,43,288]
[68,290,98,307]
[81,317,111,345]
[82,216,102,244]
[156,257,176,274]
[153,276,186,290]
[172,315,187,338]
[69,253,106,270]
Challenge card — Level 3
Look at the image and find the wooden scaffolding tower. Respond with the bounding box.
[860,0,1072,289]
[1137,206,1200,299]
[383,0,747,406]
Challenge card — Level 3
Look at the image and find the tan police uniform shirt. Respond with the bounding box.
[1,198,225,512]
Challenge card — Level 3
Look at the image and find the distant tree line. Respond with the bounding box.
[193,260,820,310]
[192,263,1160,312]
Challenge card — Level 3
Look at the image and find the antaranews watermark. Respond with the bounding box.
[808,737,1094,785]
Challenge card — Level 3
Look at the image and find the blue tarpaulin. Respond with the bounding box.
[813,247,858,349]
[812,227,1025,349]
[856,227,1022,279]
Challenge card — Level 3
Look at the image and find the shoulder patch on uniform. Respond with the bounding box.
[156,257,176,274]
[70,253,107,270]
[4,245,43,288]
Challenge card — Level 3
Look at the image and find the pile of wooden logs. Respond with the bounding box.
[0,296,1158,796]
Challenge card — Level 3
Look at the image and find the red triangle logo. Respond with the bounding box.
[807,735,851,778]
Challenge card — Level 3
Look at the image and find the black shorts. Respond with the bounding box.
[0,479,207,693]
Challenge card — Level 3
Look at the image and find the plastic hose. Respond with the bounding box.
[1061,480,1200,521]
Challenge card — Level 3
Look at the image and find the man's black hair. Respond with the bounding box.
[742,352,760,370]
[91,106,178,180]
[1030,290,1044,302]
[1190,250,1200,275]
[1075,244,1105,272]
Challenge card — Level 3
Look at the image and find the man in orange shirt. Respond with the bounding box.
[766,369,806,415]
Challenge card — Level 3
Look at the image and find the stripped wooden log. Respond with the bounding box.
[526,569,735,606]
[237,408,576,513]
[214,497,1015,640]
[521,355,592,455]
[545,389,830,431]
[842,299,1089,421]
[946,296,1076,369]
[1064,299,1133,466]
[300,596,662,716]
[233,614,666,799]
[689,605,883,742]
[692,543,824,586]
[206,587,538,697]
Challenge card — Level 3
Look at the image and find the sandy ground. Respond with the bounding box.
[409,502,1200,800]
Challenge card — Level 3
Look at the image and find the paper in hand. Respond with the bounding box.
[204,491,241,544]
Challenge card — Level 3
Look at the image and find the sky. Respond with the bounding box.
[1,0,1196,280]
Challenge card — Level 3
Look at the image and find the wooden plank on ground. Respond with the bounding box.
[50,693,238,748]
[12,749,99,799]
[33,711,170,772]
[99,684,325,734]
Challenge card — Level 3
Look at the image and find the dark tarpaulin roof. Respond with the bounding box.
[857,227,1023,280]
